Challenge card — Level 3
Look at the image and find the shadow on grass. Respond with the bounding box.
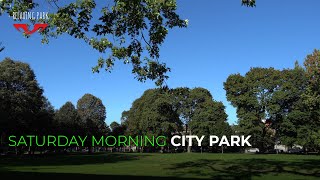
[0,153,163,178]
[168,157,320,179]
[0,171,195,179]
[0,153,146,166]
[1,153,320,179]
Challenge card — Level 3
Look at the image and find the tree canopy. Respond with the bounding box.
[0,0,255,85]
[0,58,44,135]
[77,93,108,136]
[224,50,320,152]
[122,87,230,152]
[124,88,181,138]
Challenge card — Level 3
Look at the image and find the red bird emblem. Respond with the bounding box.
[13,24,48,35]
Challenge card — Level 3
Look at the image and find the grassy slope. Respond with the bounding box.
[0,153,319,179]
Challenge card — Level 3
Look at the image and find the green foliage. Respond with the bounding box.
[242,0,256,7]
[54,101,82,135]
[124,88,181,139]
[224,51,320,151]
[303,49,320,109]
[55,102,79,125]
[32,97,55,135]
[170,87,191,125]
[224,68,274,149]
[0,0,255,85]
[77,93,108,136]
[170,87,230,152]
[224,66,308,150]
[110,121,120,132]
[1,0,187,86]
[123,87,230,152]
[0,58,44,134]
[0,0,36,17]
[299,49,320,151]
[186,88,229,136]
[110,121,126,139]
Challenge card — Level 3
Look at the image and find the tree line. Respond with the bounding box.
[225,49,320,152]
[1,49,320,154]
[0,58,109,154]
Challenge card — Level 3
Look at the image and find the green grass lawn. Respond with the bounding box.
[1,153,319,179]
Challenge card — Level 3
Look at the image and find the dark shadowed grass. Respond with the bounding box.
[0,153,319,179]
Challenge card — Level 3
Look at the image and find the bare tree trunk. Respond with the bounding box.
[221,145,224,154]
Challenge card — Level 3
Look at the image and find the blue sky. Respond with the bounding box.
[1,0,320,125]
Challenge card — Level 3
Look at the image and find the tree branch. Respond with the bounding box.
[141,31,151,49]
[0,42,4,52]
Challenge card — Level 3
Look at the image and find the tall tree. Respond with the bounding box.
[124,88,181,152]
[170,87,191,149]
[0,58,44,135]
[301,49,320,151]
[224,68,281,151]
[34,97,55,134]
[31,96,55,154]
[109,121,126,151]
[110,121,120,132]
[303,49,320,110]
[189,99,230,153]
[110,121,125,137]
[54,101,81,136]
[224,62,313,152]
[77,93,108,136]
[272,64,308,148]
[170,87,229,152]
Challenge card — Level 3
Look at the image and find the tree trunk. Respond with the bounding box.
[141,136,144,153]
[221,145,224,154]
[187,128,191,153]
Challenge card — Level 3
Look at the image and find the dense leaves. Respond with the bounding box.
[122,87,230,152]
[77,93,108,136]
[124,89,181,138]
[224,50,320,152]
[54,101,82,136]
[0,58,44,135]
[241,0,256,7]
